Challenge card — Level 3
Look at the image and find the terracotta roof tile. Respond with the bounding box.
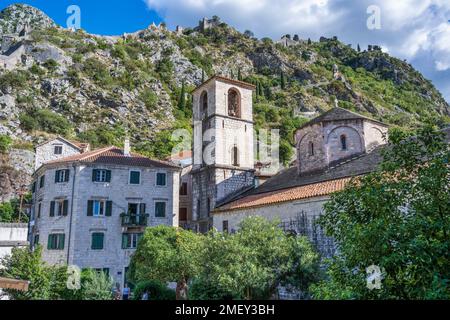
[214,177,352,213]
[43,146,180,169]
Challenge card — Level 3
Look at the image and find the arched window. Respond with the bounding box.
[309,142,314,156]
[200,91,208,116]
[232,145,239,166]
[340,135,347,150]
[228,88,241,118]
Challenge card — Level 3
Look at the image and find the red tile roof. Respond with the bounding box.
[214,177,353,213]
[43,146,180,169]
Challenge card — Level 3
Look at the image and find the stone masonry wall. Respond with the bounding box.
[31,163,179,287]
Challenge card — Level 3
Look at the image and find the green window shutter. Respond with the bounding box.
[157,173,166,186]
[139,203,146,215]
[50,201,55,217]
[155,202,166,218]
[105,201,113,216]
[65,169,70,182]
[58,234,65,250]
[106,170,111,182]
[47,235,53,250]
[87,200,93,216]
[63,200,69,216]
[55,170,60,183]
[92,169,97,182]
[122,234,128,249]
[91,233,104,250]
[130,171,140,184]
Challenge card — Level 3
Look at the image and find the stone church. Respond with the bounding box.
[191,76,395,252]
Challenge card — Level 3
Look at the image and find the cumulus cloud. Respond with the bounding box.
[145,0,450,101]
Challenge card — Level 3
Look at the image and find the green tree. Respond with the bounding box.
[129,226,204,300]
[311,125,450,299]
[357,43,361,52]
[177,81,186,111]
[81,269,114,300]
[200,217,320,300]
[0,246,51,300]
[280,71,286,90]
[237,68,242,81]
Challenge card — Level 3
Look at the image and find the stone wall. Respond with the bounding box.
[30,163,179,287]
[35,138,81,170]
[213,195,336,257]
[0,223,28,262]
[0,148,34,203]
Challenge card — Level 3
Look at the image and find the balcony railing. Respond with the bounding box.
[120,213,149,227]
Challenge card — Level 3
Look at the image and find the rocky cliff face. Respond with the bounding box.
[0,4,449,202]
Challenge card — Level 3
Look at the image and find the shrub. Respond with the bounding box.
[19,109,73,136]
[0,134,12,153]
[140,89,158,110]
[131,280,176,300]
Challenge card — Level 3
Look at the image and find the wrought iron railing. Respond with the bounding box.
[120,213,149,227]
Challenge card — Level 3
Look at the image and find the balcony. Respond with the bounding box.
[120,213,149,227]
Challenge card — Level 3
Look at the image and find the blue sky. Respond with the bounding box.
[0,0,163,35]
[1,0,449,103]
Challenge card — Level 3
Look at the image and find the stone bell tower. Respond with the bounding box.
[191,76,256,232]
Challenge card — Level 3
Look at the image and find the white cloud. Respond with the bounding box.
[145,0,450,101]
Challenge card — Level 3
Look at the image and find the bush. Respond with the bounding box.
[0,134,12,153]
[132,280,176,300]
[19,109,73,136]
[140,89,158,110]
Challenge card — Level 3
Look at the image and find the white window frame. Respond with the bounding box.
[55,199,65,216]
[123,233,143,249]
[92,200,106,217]
[95,169,108,183]
[56,170,68,183]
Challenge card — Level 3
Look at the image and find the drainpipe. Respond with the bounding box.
[67,163,77,265]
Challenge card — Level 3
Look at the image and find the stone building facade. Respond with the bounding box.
[29,145,180,287]
[213,108,390,257]
[34,137,90,170]
[191,76,256,232]
[294,108,388,174]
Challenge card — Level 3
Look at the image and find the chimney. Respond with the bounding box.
[124,138,131,156]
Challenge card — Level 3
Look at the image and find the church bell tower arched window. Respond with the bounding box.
[228,88,241,118]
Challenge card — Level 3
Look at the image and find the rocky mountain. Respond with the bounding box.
[0,4,449,203]
[0,4,55,35]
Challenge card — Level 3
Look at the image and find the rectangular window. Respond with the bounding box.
[155,202,166,218]
[179,207,187,221]
[39,175,45,189]
[129,171,141,185]
[54,145,63,155]
[91,233,104,250]
[88,200,112,217]
[180,182,188,196]
[37,202,42,218]
[34,234,39,245]
[92,169,111,183]
[50,199,68,217]
[47,234,65,250]
[122,233,143,249]
[55,169,70,183]
[32,182,36,193]
[156,172,167,186]
[223,220,229,233]
[93,200,105,216]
